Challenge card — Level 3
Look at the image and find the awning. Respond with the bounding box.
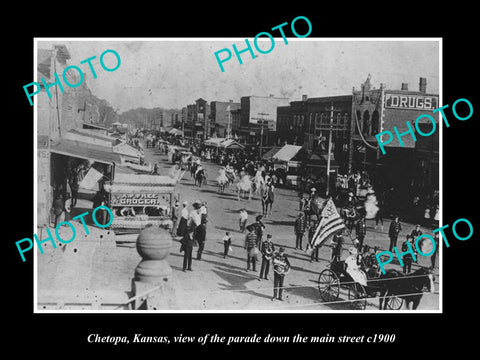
[50,139,122,165]
[220,139,245,149]
[262,146,282,160]
[272,144,303,162]
[104,173,176,194]
[205,137,227,147]
[168,128,184,136]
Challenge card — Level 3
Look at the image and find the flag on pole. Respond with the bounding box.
[310,199,346,248]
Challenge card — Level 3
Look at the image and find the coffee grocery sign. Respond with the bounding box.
[111,193,161,206]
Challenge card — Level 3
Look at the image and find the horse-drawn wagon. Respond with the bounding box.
[317,246,435,310]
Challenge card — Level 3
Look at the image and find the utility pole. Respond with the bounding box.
[326,102,341,197]
[257,112,269,158]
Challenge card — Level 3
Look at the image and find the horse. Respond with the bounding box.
[236,175,253,201]
[190,162,198,178]
[375,268,435,310]
[195,169,207,187]
[261,184,274,216]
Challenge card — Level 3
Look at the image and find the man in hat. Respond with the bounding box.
[195,218,207,260]
[388,215,402,252]
[181,223,195,272]
[272,247,291,301]
[294,212,307,250]
[249,215,265,250]
[259,234,275,280]
[244,226,258,272]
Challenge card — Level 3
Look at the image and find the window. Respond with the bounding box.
[363,110,370,136]
[371,110,380,134]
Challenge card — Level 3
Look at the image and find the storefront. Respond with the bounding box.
[104,173,176,234]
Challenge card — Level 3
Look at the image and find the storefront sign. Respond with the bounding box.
[111,193,161,206]
[385,93,438,110]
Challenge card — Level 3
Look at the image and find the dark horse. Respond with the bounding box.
[195,168,207,187]
[375,268,435,310]
[261,184,274,216]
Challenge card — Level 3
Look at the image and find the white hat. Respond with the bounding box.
[349,247,358,255]
[311,187,316,192]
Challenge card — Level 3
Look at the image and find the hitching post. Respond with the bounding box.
[132,225,172,309]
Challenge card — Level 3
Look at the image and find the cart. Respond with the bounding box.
[317,250,404,310]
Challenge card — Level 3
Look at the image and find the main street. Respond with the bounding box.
[140,142,440,311]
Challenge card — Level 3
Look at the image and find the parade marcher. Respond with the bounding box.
[401,235,415,274]
[254,215,266,250]
[223,231,232,259]
[259,234,275,280]
[410,224,423,240]
[152,163,159,175]
[195,218,207,260]
[239,208,248,233]
[355,212,367,249]
[244,227,258,272]
[294,212,307,250]
[272,247,291,301]
[388,215,402,252]
[176,202,189,237]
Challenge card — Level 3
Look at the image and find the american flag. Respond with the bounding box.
[310,199,346,248]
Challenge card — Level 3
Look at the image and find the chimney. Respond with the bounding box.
[302,94,308,102]
[401,83,408,91]
[419,77,427,93]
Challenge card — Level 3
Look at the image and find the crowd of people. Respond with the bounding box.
[128,130,440,305]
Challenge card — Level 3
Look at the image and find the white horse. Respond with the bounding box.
[236,174,253,201]
[253,170,265,197]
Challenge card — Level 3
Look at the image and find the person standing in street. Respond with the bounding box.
[259,234,275,280]
[294,212,307,250]
[244,227,258,272]
[176,202,189,237]
[431,232,439,270]
[410,224,423,240]
[223,231,232,259]
[254,215,265,250]
[181,228,194,272]
[272,247,291,301]
[355,212,367,249]
[239,208,248,233]
[388,215,402,252]
[196,218,207,260]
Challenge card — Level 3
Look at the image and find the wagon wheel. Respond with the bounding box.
[318,269,340,302]
[348,283,367,310]
[383,290,404,310]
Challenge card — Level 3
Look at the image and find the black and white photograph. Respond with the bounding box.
[33,38,441,312]
[7,7,479,353]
